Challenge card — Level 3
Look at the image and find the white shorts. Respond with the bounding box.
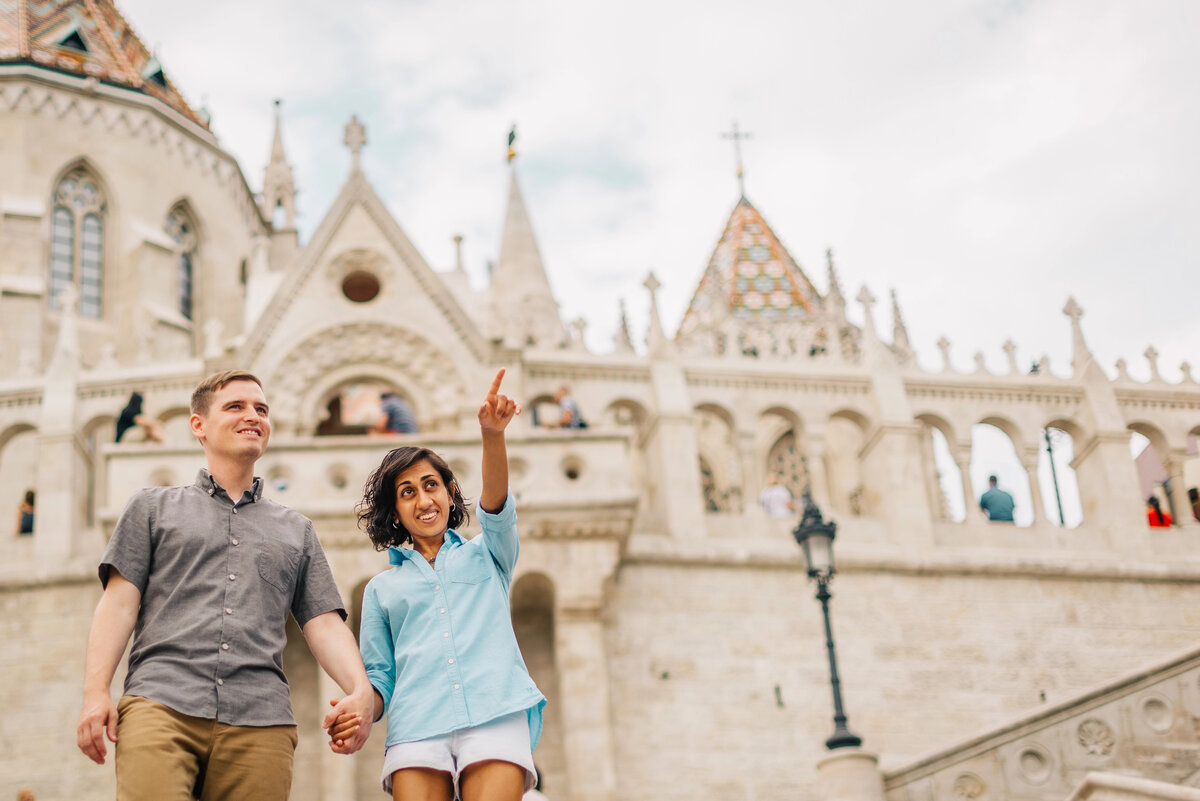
[380,711,537,797]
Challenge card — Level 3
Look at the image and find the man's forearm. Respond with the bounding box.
[83,578,140,695]
[303,612,372,695]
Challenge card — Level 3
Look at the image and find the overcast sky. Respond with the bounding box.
[121,0,1199,383]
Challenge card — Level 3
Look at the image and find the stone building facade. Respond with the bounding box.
[2,2,1200,800]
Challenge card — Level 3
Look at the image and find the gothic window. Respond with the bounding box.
[766,431,808,502]
[49,169,106,318]
[164,207,197,320]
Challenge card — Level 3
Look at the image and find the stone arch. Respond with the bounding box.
[163,198,203,322]
[81,414,116,527]
[511,572,566,796]
[826,408,871,516]
[758,407,806,511]
[1039,417,1086,527]
[1128,421,1172,517]
[308,368,421,437]
[694,403,741,513]
[604,398,648,431]
[916,413,964,523]
[267,323,468,435]
[528,392,558,429]
[156,405,192,445]
[970,420,1033,526]
[0,424,39,539]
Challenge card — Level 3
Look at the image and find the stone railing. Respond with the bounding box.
[884,645,1200,801]
[99,429,639,544]
[1068,773,1200,801]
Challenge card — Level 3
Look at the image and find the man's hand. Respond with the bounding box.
[478,368,521,434]
[76,689,118,764]
[322,691,373,755]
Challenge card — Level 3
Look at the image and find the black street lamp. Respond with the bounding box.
[792,488,863,750]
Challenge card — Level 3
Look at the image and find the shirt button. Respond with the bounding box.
[216,678,224,686]
[443,632,449,638]
[221,643,230,651]
[228,574,236,581]
[448,658,454,664]
[232,508,238,515]
[434,585,441,591]
[225,608,233,615]
[439,608,446,614]
[231,538,239,546]
[454,684,461,690]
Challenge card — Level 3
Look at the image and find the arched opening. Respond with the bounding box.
[1186,427,1200,524]
[604,398,648,432]
[694,404,741,513]
[164,203,199,321]
[1129,423,1174,525]
[315,379,418,436]
[826,410,870,517]
[0,425,38,541]
[1037,423,1084,528]
[282,617,322,801]
[969,421,1032,527]
[917,417,964,523]
[511,573,565,797]
[82,415,116,528]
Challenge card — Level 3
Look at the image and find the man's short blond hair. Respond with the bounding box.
[190,370,263,416]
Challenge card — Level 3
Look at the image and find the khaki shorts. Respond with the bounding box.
[115,695,297,801]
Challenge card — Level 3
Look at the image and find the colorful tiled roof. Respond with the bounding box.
[0,0,208,129]
[677,196,822,338]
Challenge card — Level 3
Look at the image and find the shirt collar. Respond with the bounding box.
[194,468,264,502]
[387,528,464,565]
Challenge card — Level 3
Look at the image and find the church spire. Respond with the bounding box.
[261,99,296,229]
[891,288,912,353]
[491,138,565,348]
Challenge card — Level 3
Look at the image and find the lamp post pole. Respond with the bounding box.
[793,488,863,750]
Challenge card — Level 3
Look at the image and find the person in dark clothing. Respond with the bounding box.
[372,392,419,434]
[17,489,34,535]
[114,392,165,443]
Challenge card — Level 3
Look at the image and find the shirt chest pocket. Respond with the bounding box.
[257,546,302,593]
[449,549,492,585]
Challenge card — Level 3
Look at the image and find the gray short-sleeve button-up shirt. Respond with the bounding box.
[99,469,346,726]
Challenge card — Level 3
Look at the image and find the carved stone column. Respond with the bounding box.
[1164,449,1190,527]
[554,604,616,801]
[954,450,975,522]
[1021,448,1044,525]
[804,431,833,512]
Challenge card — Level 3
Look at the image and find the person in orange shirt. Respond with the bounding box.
[1146,496,1173,527]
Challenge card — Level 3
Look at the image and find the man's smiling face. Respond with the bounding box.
[190,380,271,462]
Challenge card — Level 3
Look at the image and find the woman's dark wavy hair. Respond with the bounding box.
[357,446,469,550]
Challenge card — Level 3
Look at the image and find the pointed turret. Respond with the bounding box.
[676,196,821,357]
[490,155,565,348]
[261,99,297,229]
[891,289,913,363]
[613,299,635,354]
[1063,296,1092,375]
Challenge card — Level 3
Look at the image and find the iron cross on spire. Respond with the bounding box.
[720,121,753,197]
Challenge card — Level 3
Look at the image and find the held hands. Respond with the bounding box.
[478,368,521,434]
[324,696,372,755]
[76,690,118,765]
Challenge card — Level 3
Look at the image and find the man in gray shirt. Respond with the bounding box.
[76,370,374,800]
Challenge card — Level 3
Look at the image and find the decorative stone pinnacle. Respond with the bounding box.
[1181,361,1194,383]
[1063,297,1083,322]
[856,286,876,311]
[1002,340,1018,374]
[344,115,367,171]
[936,336,952,370]
[1144,346,1161,380]
[643,273,661,295]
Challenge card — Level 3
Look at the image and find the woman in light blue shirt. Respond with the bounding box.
[332,369,544,801]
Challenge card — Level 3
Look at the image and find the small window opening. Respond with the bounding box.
[59,30,88,52]
[342,271,380,303]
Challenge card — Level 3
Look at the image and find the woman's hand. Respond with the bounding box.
[478,368,521,434]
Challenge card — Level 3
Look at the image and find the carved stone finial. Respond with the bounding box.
[1038,355,1050,374]
[1001,340,1018,375]
[1115,358,1129,380]
[643,273,661,295]
[614,298,635,353]
[569,317,588,350]
[936,336,952,372]
[344,115,367,171]
[1063,297,1083,322]
[1144,346,1162,381]
[973,351,987,373]
[856,285,876,312]
[452,234,464,273]
[1181,361,1194,384]
[644,272,672,357]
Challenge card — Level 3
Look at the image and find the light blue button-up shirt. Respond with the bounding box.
[360,492,545,750]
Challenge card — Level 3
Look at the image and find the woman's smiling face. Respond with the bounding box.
[394,458,454,544]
